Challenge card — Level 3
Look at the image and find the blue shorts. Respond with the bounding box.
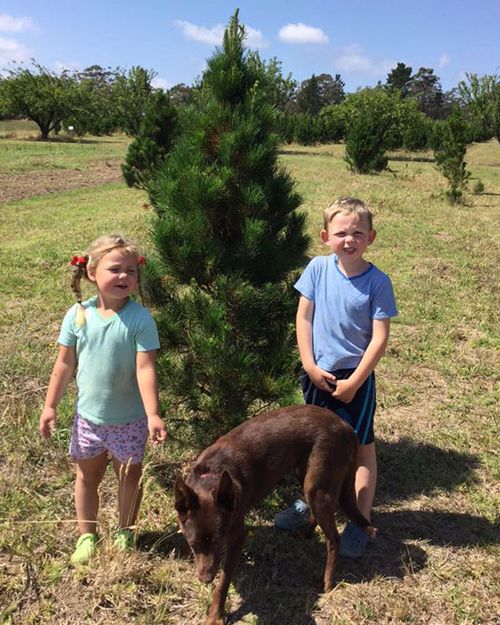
[301,368,376,445]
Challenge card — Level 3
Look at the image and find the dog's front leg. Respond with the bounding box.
[205,526,246,625]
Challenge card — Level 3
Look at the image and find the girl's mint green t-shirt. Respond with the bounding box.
[58,296,160,425]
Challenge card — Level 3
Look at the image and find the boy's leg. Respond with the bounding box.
[74,452,108,534]
[355,442,377,522]
[112,458,143,530]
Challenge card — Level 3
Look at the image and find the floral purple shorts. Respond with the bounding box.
[70,414,149,465]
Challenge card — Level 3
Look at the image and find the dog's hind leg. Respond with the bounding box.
[309,488,340,592]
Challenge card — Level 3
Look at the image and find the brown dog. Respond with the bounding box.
[174,405,375,625]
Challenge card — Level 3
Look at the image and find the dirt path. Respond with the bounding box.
[0,158,124,204]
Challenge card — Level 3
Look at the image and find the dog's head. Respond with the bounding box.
[174,471,236,583]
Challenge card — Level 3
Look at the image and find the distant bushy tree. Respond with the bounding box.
[345,108,389,173]
[458,73,500,143]
[247,55,297,112]
[65,64,118,136]
[386,62,413,97]
[167,83,197,107]
[402,112,431,150]
[0,61,80,139]
[400,99,432,150]
[433,108,471,204]
[318,104,348,143]
[148,12,309,437]
[297,74,322,115]
[122,90,178,190]
[112,66,156,136]
[408,67,447,119]
[343,88,401,172]
[296,73,345,115]
[293,113,320,144]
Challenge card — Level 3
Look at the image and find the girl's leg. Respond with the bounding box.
[355,442,377,522]
[112,458,143,529]
[75,452,108,534]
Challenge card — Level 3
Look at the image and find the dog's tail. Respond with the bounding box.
[339,456,376,539]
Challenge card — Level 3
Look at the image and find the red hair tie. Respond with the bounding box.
[137,255,146,266]
[70,256,88,267]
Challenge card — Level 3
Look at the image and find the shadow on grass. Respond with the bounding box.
[389,154,435,163]
[376,438,480,504]
[278,147,337,157]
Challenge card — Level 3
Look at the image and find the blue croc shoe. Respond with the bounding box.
[274,499,310,531]
[339,522,370,558]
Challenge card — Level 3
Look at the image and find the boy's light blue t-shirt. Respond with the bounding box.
[58,296,160,425]
[295,254,398,371]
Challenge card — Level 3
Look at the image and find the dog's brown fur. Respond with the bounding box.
[174,405,375,625]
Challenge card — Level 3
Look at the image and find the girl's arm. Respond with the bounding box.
[40,345,77,438]
[296,295,337,391]
[136,350,167,445]
[332,318,391,403]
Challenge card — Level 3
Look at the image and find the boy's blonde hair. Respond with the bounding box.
[71,234,144,327]
[323,197,373,230]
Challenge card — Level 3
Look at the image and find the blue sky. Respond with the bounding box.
[1,1,499,93]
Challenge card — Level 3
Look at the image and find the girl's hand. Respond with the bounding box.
[308,366,337,393]
[148,415,167,445]
[40,408,57,438]
[331,379,358,403]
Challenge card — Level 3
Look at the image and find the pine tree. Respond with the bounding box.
[122,90,178,190]
[148,11,309,440]
[433,108,471,204]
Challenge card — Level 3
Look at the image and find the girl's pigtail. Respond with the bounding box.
[70,256,88,327]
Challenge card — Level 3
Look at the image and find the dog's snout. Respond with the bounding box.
[198,569,216,583]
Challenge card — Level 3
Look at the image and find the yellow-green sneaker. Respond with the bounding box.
[113,528,135,552]
[70,533,98,565]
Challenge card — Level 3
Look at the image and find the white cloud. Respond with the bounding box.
[152,77,172,90]
[0,35,31,67]
[0,13,35,32]
[175,20,224,45]
[175,20,266,49]
[335,44,394,77]
[278,23,329,45]
[245,26,267,49]
[438,53,451,69]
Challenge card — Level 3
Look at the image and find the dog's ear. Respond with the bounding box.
[215,471,235,512]
[174,476,199,517]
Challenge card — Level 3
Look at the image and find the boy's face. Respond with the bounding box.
[321,212,376,265]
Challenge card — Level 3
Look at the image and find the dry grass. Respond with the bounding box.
[0,136,499,625]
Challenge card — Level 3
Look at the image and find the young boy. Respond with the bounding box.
[275,197,397,557]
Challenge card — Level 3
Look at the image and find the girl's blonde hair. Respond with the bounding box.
[71,234,144,327]
[323,197,373,230]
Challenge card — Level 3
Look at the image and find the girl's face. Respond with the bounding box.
[88,248,139,304]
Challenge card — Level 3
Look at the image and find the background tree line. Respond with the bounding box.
[1,59,498,149]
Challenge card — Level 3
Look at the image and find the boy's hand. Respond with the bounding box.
[308,366,337,393]
[148,415,167,445]
[40,408,57,438]
[331,379,358,403]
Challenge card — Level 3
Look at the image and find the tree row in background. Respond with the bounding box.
[1,58,498,150]
[0,61,158,139]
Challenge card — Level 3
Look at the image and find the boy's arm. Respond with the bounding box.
[40,345,77,438]
[332,318,391,403]
[136,350,167,445]
[296,295,337,391]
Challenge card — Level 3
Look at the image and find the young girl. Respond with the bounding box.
[39,234,167,565]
